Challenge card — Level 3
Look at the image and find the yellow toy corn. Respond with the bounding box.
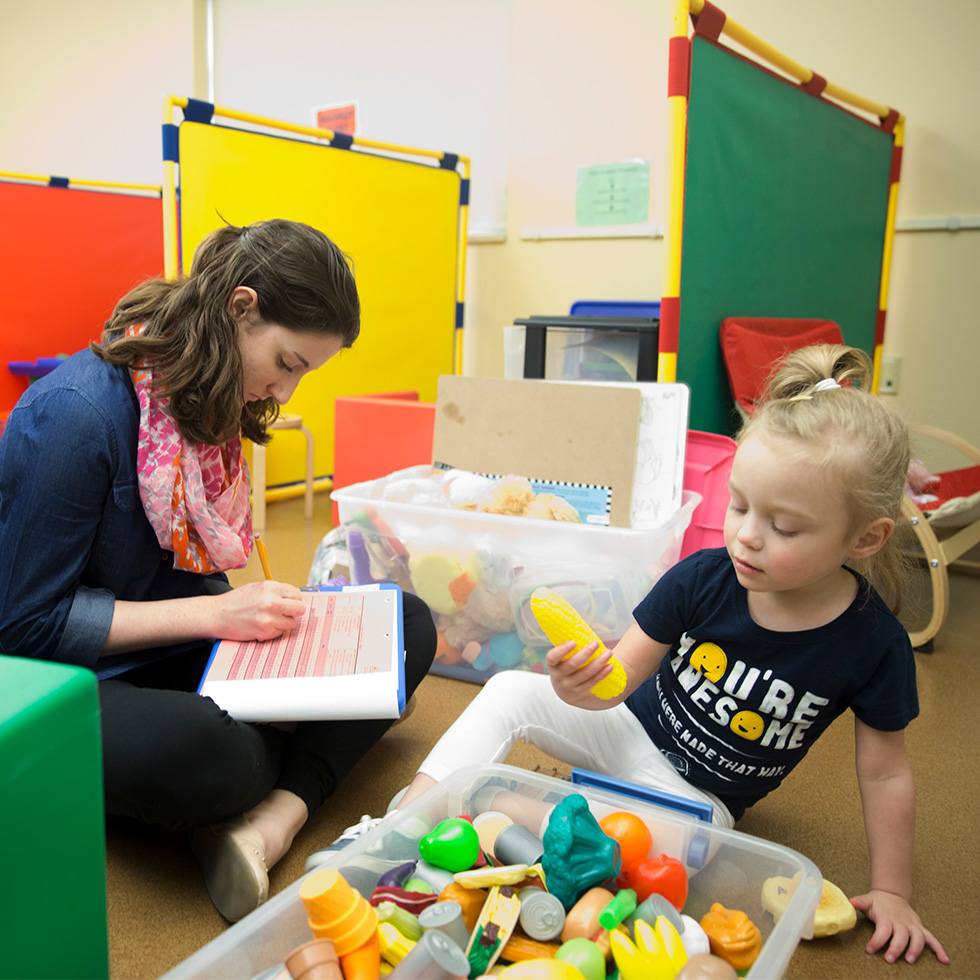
[530,587,627,699]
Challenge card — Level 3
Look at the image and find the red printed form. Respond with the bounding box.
[208,592,381,683]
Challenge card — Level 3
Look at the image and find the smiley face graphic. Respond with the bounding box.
[730,710,765,741]
[690,642,727,682]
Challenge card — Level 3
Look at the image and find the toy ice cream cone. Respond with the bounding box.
[300,868,379,962]
[338,929,381,980]
[283,938,343,980]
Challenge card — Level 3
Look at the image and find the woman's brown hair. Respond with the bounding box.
[93,219,359,444]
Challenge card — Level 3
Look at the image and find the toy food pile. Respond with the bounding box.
[282,792,778,980]
[343,468,600,680]
[381,469,583,523]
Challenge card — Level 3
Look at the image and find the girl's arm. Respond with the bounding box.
[852,718,949,965]
[546,621,671,710]
[102,581,307,655]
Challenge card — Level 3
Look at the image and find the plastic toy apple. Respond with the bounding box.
[626,853,689,910]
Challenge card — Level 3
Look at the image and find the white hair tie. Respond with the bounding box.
[814,378,841,392]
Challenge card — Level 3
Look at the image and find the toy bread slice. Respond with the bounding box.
[529,588,627,699]
[761,872,857,938]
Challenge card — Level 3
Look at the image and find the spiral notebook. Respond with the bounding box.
[198,584,404,722]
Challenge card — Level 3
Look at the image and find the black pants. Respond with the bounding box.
[98,592,436,830]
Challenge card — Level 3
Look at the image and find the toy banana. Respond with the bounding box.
[610,916,688,980]
[465,883,522,977]
[530,587,627,699]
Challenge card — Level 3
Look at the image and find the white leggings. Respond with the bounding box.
[418,670,734,830]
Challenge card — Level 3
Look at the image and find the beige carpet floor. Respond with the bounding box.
[105,495,979,979]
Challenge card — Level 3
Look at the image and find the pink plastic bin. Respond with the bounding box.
[681,430,737,559]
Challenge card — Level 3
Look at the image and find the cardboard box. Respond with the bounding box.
[162,764,822,980]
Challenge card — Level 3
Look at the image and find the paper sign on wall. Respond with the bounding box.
[315,101,358,136]
[576,160,649,226]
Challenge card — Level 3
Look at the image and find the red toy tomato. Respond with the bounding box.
[626,853,689,910]
[598,811,653,872]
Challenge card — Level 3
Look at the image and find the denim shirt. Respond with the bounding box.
[0,348,229,678]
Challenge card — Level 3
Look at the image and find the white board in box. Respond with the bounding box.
[544,379,690,529]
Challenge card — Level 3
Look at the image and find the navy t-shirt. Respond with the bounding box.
[626,548,918,820]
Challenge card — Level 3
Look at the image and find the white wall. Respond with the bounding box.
[463,0,980,465]
[2,0,977,459]
[210,0,512,236]
[0,0,201,185]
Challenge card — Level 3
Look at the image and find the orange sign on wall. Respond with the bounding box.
[315,103,358,136]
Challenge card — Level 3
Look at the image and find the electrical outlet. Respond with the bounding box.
[880,356,901,395]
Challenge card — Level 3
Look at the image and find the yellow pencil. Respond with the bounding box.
[254,533,273,580]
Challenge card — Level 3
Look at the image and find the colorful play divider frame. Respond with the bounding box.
[659,0,904,434]
[0,172,164,416]
[161,96,470,491]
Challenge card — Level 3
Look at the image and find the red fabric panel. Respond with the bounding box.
[718,317,844,413]
[693,1,726,41]
[802,73,827,97]
[889,145,904,185]
[659,296,681,353]
[668,36,691,98]
[921,465,980,511]
[881,108,900,133]
[0,182,164,413]
[875,309,887,347]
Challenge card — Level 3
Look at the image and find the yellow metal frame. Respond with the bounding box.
[0,170,160,196]
[661,0,905,388]
[874,117,904,392]
[658,0,692,383]
[161,96,470,370]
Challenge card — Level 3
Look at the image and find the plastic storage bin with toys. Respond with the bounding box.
[162,764,823,980]
[331,465,700,684]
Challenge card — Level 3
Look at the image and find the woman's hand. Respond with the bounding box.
[850,889,949,966]
[211,581,307,641]
[545,640,614,709]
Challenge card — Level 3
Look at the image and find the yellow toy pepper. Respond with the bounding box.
[699,903,762,971]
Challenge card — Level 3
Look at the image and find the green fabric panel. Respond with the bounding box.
[679,37,894,434]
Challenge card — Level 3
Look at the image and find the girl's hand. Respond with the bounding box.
[213,581,307,641]
[545,640,614,709]
[850,890,949,966]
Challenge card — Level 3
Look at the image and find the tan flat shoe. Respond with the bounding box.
[191,817,269,922]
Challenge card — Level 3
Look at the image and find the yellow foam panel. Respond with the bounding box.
[178,121,461,486]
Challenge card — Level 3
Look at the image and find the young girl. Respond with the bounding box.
[379,344,947,966]
[0,219,436,922]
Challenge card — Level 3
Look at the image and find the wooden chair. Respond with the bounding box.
[900,425,980,648]
[719,316,980,650]
[250,413,315,532]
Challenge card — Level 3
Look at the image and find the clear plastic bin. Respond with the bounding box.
[162,764,822,980]
[332,466,699,683]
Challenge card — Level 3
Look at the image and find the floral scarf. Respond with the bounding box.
[128,325,253,573]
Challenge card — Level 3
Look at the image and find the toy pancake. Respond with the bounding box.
[762,871,857,938]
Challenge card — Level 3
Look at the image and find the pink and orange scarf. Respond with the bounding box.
[128,325,253,573]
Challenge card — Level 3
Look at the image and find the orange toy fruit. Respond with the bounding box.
[598,811,653,872]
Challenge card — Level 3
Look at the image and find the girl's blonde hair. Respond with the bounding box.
[738,344,911,610]
[94,219,359,445]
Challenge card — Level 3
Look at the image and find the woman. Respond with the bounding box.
[0,219,436,921]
